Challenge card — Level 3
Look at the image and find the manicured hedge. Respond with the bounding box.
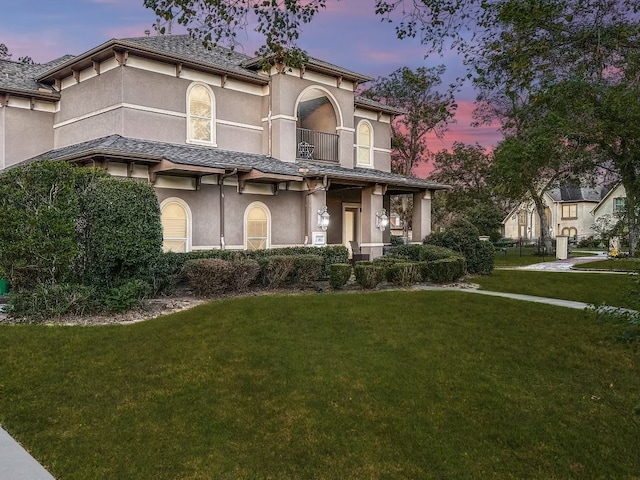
[418,258,466,283]
[329,264,352,289]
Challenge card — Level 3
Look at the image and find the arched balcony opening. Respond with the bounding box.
[296,89,339,162]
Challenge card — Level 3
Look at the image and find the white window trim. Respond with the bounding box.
[160,197,193,252]
[186,82,217,146]
[356,120,374,167]
[244,201,271,250]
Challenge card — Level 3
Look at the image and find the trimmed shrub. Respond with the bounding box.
[184,258,233,296]
[265,255,297,289]
[249,245,348,277]
[329,264,352,289]
[9,283,98,321]
[292,255,324,288]
[418,244,462,262]
[103,279,152,313]
[473,240,496,276]
[387,243,424,261]
[229,259,261,292]
[79,176,163,288]
[354,262,384,289]
[424,219,494,275]
[387,262,421,286]
[419,258,466,284]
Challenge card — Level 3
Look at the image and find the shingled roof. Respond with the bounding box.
[25,135,448,191]
[0,55,73,97]
[547,185,609,203]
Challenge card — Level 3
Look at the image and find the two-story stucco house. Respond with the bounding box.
[0,34,446,258]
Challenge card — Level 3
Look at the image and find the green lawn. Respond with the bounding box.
[474,270,639,309]
[494,247,599,267]
[573,258,640,272]
[1,291,639,479]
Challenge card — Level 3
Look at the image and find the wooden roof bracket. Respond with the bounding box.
[114,50,129,67]
[0,93,7,107]
[175,63,183,78]
[92,59,101,75]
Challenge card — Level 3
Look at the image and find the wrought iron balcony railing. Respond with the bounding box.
[296,128,339,162]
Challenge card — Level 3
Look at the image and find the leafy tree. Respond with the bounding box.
[0,43,10,60]
[429,143,505,239]
[144,0,328,68]
[363,66,457,177]
[361,66,456,236]
[18,56,34,65]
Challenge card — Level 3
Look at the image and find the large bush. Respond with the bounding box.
[0,161,163,319]
[0,161,91,290]
[424,219,494,275]
[79,176,163,288]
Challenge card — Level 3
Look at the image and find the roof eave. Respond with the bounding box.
[36,39,268,86]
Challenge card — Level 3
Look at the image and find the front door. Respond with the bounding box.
[343,204,360,256]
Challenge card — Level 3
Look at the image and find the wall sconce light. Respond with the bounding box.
[317,206,330,231]
[376,209,389,231]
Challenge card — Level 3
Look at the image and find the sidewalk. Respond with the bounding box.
[505,251,613,272]
[0,426,55,480]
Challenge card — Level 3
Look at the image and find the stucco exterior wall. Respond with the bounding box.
[4,107,54,166]
[156,185,221,249]
[594,184,626,220]
[55,67,123,124]
[354,115,392,172]
[55,109,123,148]
[156,185,305,250]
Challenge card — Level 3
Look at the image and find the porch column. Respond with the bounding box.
[412,190,432,243]
[361,185,385,258]
[306,187,329,246]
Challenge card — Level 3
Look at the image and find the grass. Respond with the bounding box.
[474,270,639,309]
[494,247,600,267]
[1,291,639,479]
[573,258,640,272]
[493,246,552,267]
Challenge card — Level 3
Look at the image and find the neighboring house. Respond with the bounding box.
[502,185,610,241]
[0,34,447,258]
[591,183,627,221]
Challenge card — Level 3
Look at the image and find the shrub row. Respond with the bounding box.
[151,245,348,293]
[183,254,326,296]
[352,255,466,289]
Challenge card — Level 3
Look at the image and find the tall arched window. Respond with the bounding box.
[245,203,270,250]
[187,83,215,144]
[357,120,373,166]
[161,199,191,252]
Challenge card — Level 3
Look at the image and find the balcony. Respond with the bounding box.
[296,128,339,162]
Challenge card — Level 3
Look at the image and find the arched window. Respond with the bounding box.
[357,120,373,166]
[561,227,577,238]
[161,199,191,252]
[187,83,215,144]
[245,203,270,250]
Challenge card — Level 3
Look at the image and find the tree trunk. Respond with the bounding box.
[532,195,552,254]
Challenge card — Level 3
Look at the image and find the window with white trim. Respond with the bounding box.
[245,204,270,250]
[561,204,577,219]
[356,120,373,166]
[613,197,626,212]
[161,201,190,252]
[188,83,214,144]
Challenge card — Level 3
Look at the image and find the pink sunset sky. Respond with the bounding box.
[0,0,503,178]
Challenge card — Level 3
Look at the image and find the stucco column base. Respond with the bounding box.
[361,186,385,258]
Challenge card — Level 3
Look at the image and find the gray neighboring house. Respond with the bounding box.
[0,34,447,257]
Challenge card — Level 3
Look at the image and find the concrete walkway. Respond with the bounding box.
[0,426,55,480]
